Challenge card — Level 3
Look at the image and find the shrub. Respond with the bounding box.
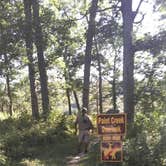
[1,110,74,164]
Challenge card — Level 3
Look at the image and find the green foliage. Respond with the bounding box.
[0,110,76,165]
[122,111,166,166]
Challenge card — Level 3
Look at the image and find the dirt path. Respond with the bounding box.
[66,153,85,166]
[66,136,100,166]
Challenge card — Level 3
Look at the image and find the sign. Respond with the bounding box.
[97,113,126,135]
[102,135,122,141]
[101,141,123,162]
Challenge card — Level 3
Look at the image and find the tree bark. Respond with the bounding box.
[4,55,12,116]
[82,0,98,109]
[23,0,39,120]
[94,38,103,113]
[66,88,72,115]
[32,0,49,117]
[112,52,118,111]
[121,0,134,124]
[73,90,80,112]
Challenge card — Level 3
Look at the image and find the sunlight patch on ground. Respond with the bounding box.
[0,112,9,120]
[20,159,45,166]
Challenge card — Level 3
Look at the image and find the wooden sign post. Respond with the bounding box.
[101,141,123,162]
[97,113,127,163]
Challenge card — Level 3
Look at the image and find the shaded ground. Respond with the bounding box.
[0,115,101,166]
[8,135,101,166]
[18,135,79,166]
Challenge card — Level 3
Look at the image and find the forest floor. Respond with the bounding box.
[0,114,102,166]
[7,134,101,166]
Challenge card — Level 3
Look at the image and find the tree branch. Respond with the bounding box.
[133,0,144,20]
[62,8,89,22]
[134,14,145,24]
[97,0,120,13]
[97,7,113,12]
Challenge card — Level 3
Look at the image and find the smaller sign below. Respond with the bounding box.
[102,135,122,141]
[101,141,123,162]
[97,113,126,135]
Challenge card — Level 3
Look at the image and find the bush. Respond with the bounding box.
[0,110,74,164]
[122,111,166,166]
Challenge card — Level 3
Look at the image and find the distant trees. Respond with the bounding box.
[0,0,22,116]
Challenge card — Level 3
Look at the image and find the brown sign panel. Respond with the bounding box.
[97,113,127,135]
[101,141,123,162]
[102,135,123,141]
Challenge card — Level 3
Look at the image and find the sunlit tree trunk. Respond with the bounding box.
[32,0,50,117]
[23,0,39,120]
[82,0,98,109]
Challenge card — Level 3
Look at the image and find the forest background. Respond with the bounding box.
[0,0,166,165]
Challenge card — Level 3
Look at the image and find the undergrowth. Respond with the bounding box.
[0,111,76,166]
[0,110,165,166]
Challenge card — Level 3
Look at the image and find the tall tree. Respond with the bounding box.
[82,0,98,109]
[63,48,72,115]
[73,90,80,112]
[121,0,166,124]
[94,37,103,113]
[121,0,134,124]
[32,0,50,117]
[112,45,119,111]
[23,0,39,119]
[4,54,13,116]
[121,0,143,124]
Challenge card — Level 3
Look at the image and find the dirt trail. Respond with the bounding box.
[66,135,100,166]
[66,153,84,166]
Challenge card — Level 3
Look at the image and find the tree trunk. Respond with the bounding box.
[112,55,117,111]
[73,90,80,112]
[23,0,39,120]
[66,88,72,115]
[94,37,103,113]
[6,71,12,116]
[4,54,12,116]
[32,0,49,117]
[82,0,98,109]
[63,47,72,115]
[112,44,119,111]
[121,0,134,124]
[1,103,4,112]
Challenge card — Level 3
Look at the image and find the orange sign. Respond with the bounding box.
[97,113,127,135]
[101,141,123,162]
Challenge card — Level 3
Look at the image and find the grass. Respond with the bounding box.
[0,113,103,166]
[18,135,78,166]
[0,113,120,166]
